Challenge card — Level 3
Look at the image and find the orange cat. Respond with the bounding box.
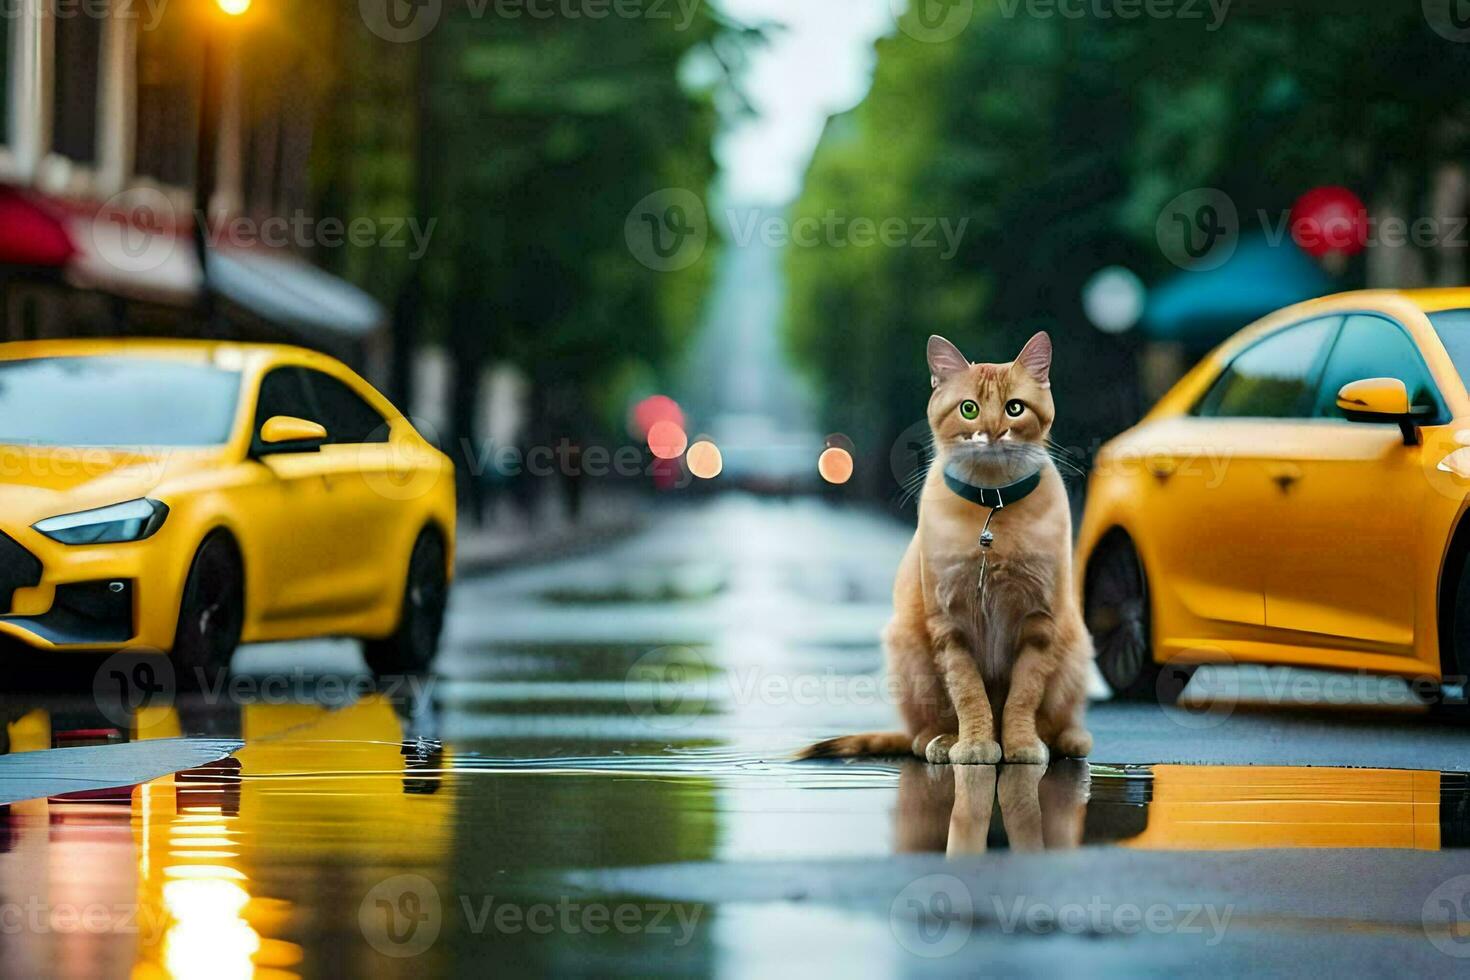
[803,332,1093,765]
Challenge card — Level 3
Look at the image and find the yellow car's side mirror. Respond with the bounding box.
[257,415,328,455]
[1336,377,1420,445]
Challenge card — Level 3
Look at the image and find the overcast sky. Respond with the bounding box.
[712,0,897,205]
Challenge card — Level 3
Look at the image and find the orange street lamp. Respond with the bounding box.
[216,0,252,14]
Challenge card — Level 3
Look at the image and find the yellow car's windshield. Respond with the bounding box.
[0,356,241,448]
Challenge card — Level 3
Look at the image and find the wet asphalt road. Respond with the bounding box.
[3,495,1470,977]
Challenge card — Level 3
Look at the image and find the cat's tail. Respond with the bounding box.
[796,732,911,759]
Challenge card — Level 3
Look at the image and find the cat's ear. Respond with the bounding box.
[927,335,969,389]
[1015,331,1052,388]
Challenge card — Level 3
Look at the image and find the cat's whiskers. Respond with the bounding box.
[1042,437,1087,478]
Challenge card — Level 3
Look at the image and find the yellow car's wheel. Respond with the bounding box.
[362,529,447,677]
[1431,552,1470,721]
[171,531,244,691]
[1085,531,1193,704]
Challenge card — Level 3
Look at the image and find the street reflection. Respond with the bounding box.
[894,760,1468,853]
[895,761,1090,855]
[0,688,455,979]
[4,686,1470,978]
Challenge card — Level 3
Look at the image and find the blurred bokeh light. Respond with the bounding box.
[647,420,689,461]
[818,447,853,485]
[686,440,724,479]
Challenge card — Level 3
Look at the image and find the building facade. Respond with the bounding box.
[0,0,391,376]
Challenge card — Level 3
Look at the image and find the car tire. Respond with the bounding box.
[171,531,244,692]
[1085,531,1193,704]
[1430,550,1470,722]
[362,528,448,677]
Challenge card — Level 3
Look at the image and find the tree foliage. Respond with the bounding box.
[788,6,1470,501]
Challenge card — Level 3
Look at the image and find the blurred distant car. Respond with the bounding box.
[0,341,455,680]
[1077,289,1470,714]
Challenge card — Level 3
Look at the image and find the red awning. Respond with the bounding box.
[0,186,77,267]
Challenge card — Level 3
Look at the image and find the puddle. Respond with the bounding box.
[537,563,726,605]
[2,691,1469,977]
[448,642,714,684]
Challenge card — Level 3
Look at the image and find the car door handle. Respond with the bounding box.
[1267,463,1302,491]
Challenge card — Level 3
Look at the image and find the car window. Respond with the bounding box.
[1193,317,1338,419]
[253,367,313,434]
[301,369,389,445]
[1424,309,1470,389]
[1311,315,1441,420]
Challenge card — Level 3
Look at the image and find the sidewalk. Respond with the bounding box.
[452,490,647,576]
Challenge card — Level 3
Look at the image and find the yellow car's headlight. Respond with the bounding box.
[33,498,169,545]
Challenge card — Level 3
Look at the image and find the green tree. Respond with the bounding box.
[788,6,1470,504]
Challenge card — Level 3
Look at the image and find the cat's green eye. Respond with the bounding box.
[1005,399,1026,418]
[959,400,980,420]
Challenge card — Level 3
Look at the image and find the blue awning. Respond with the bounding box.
[1143,235,1334,346]
[210,248,386,339]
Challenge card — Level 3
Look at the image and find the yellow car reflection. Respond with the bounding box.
[1077,289,1470,711]
[0,340,455,678]
[132,696,455,979]
[890,759,1462,854]
[1120,765,1445,851]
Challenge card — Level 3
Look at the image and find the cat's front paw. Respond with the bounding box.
[947,738,1002,765]
[924,734,955,764]
[1003,739,1049,765]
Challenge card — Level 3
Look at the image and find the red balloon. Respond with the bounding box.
[1290,186,1367,258]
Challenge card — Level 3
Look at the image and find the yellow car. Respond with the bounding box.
[1077,288,1470,711]
[0,340,455,681]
